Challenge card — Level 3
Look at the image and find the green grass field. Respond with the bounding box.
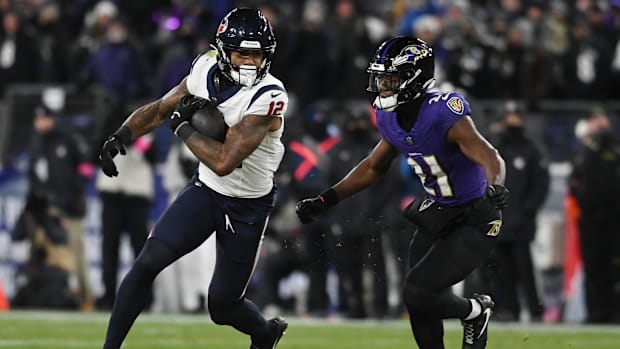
[1,311,619,349]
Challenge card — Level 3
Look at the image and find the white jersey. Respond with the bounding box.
[185,51,288,198]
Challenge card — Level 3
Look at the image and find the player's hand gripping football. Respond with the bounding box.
[170,94,208,135]
[98,127,131,177]
[487,184,509,209]
[295,197,329,224]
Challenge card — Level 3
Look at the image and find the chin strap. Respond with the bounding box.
[373,95,398,111]
[228,65,259,87]
[374,77,437,111]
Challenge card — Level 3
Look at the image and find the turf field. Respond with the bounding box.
[0,311,619,349]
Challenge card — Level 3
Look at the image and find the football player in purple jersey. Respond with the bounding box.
[296,36,509,349]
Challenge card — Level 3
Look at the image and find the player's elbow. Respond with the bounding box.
[494,149,505,168]
[484,146,501,164]
[212,162,236,176]
[487,148,505,182]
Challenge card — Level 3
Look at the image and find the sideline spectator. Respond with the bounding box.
[569,110,620,323]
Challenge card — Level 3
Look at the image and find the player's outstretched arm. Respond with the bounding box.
[181,113,280,176]
[98,78,190,177]
[296,138,398,224]
[122,77,190,139]
[332,138,399,199]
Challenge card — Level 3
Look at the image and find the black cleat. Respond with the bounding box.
[462,294,494,349]
[250,317,288,349]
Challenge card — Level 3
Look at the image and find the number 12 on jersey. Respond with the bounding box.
[268,101,285,115]
[406,154,454,198]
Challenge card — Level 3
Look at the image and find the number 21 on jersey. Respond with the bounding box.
[406,154,454,198]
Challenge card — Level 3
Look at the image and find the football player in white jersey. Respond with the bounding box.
[98,8,288,349]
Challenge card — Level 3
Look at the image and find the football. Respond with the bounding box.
[191,103,228,143]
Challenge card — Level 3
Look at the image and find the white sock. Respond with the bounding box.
[464,299,482,320]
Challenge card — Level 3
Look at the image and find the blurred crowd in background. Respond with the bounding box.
[0,0,620,106]
[0,0,620,325]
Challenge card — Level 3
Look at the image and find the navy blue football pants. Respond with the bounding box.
[103,178,275,349]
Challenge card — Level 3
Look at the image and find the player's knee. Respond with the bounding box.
[208,296,236,325]
[209,306,228,325]
[130,254,159,281]
[403,283,433,311]
[132,239,175,280]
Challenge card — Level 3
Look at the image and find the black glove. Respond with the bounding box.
[295,197,328,224]
[487,184,509,209]
[295,188,339,224]
[170,94,208,139]
[98,126,131,177]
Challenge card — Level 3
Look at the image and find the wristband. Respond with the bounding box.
[176,122,196,141]
[318,187,339,207]
[114,125,132,144]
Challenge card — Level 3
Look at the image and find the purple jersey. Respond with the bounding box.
[376,92,487,205]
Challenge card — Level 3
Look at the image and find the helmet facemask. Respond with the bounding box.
[367,70,401,111]
[216,40,275,87]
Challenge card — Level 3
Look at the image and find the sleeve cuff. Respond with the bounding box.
[319,187,339,207]
[115,125,132,144]
[176,122,196,141]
